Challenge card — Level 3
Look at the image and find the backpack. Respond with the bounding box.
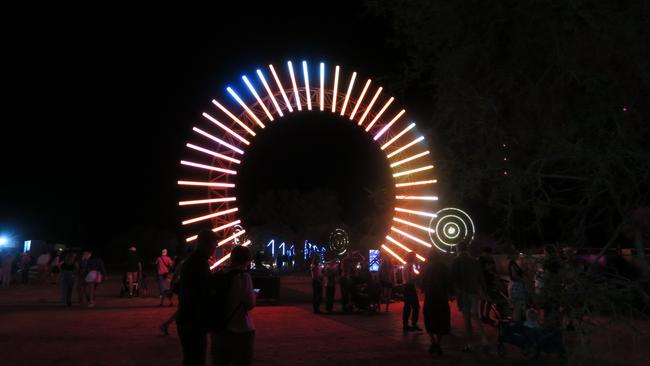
[205,268,241,332]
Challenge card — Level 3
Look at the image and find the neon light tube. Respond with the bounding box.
[386,235,415,253]
[331,66,340,113]
[365,97,394,132]
[349,79,371,120]
[182,207,239,225]
[269,64,293,112]
[340,71,357,116]
[302,61,312,110]
[242,76,274,121]
[392,165,434,178]
[381,244,406,264]
[395,195,439,201]
[390,151,429,168]
[374,109,406,140]
[211,254,230,269]
[319,62,325,111]
[393,217,435,233]
[391,227,433,248]
[185,220,242,242]
[211,100,256,136]
[192,127,244,155]
[180,160,237,175]
[218,230,246,246]
[227,87,266,129]
[256,70,283,117]
[386,136,424,158]
[287,61,302,111]
[201,113,250,145]
[395,207,437,218]
[395,179,438,188]
[186,143,241,164]
[381,123,415,150]
[177,180,235,188]
[179,197,237,206]
[358,87,382,125]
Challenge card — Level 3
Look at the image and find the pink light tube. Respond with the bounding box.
[269,64,293,112]
[386,136,424,158]
[302,61,312,111]
[242,76,274,121]
[395,207,437,218]
[390,151,430,168]
[192,127,244,155]
[340,71,357,116]
[202,113,251,145]
[392,165,434,178]
[374,109,406,140]
[180,160,237,175]
[177,180,235,188]
[218,230,246,246]
[211,100,256,136]
[179,197,237,206]
[391,227,433,248]
[186,143,241,164]
[319,62,325,111]
[287,61,302,111]
[395,195,439,201]
[393,217,435,233]
[381,244,406,264]
[349,79,371,120]
[181,207,239,225]
[365,97,394,132]
[227,87,266,129]
[395,179,438,188]
[256,70,284,117]
[185,220,242,242]
[381,123,415,150]
[358,87,383,125]
[331,66,340,113]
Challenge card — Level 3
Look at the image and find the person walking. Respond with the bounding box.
[478,247,498,324]
[177,230,216,366]
[422,250,451,356]
[156,248,174,306]
[211,245,256,366]
[85,251,106,308]
[378,252,395,312]
[77,251,90,304]
[310,254,323,314]
[451,241,488,352]
[125,246,142,297]
[402,252,422,332]
[60,252,77,306]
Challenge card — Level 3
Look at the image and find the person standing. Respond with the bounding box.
[177,230,216,366]
[422,250,451,356]
[402,252,422,331]
[37,251,50,283]
[125,246,141,297]
[508,253,527,321]
[378,252,395,312]
[156,248,174,306]
[478,247,497,323]
[20,252,32,284]
[60,252,77,306]
[77,251,90,304]
[211,245,256,366]
[323,260,337,313]
[451,241,488,352]
[1,251,15,287]
[310,255,323,314]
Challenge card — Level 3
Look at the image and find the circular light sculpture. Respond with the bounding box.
[427,207,475,253]
[178,60,440,268]
[328,228,350,256]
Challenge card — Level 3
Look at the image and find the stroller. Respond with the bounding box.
[119,273,140,297]
[350,278,381,314]
[496,320,566,360]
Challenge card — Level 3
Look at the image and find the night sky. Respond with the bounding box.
[2,2,410,254]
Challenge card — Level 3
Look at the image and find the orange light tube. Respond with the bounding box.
[395,195,439,201]
[331,65,340,113]
[181,207,239,225]
[381,123,415,150]
[287,61,302,111]
[395,179,438,188]
[393,217,435,233]
[185,220,242,242]
[218,230,246,246]
[373,109,406,140]
[365,97,394,132]
[177,180,235,188]
[392,165,434,178]
[394,207,437,218]
[386,136,424,158]
[180,160,237,175]
[179,197,237,206]
[390,151,430,168]
[340,71,357,116]
[381,244,406,264]
[186,143,241,164]
[358,87,383,126]
[391,227,433,248]
[349,79,371,120]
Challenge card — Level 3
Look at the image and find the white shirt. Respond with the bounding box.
[227,270,256,333]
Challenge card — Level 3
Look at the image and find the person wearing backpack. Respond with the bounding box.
[177,230,217,366]
[211,245,256,366]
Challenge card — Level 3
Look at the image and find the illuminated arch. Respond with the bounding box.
[178,60,440,267]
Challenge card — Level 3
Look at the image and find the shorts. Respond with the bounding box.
[456,292,479,315]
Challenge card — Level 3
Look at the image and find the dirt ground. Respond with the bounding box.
[0,274,646,365]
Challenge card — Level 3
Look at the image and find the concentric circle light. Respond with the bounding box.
[178,60,440,267]
[428,207,475,253]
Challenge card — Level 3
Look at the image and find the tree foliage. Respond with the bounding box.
[367,0,650,247]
